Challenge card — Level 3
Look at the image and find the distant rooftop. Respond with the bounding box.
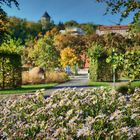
[96,25,129,36]
[42,11,50,19]
[97,25,129,31]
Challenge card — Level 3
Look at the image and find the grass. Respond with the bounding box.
[0,83,57,95]
[88,81,110,87]
[88,80,140,87]
[131,80,140,87]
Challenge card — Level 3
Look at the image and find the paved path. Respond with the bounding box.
[0,69,90,98]
[44,69,89,96]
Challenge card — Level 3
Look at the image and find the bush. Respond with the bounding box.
[45,71,69,83]
[89,58,114,81]
[0,88,140,139]
[88,44,121,82]
[0,53,22,89]
[22,67,45,85]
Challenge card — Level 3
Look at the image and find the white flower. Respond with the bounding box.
[131,113,139,119]
[95,114,106,119]
[59,99,65,106]
[53,127,66,137]
[132,126,140,134]
[110,109,122,121]
[66,109,73,117]
[86,116,95,125]
[52,103,57,108]
[77,125,94,137]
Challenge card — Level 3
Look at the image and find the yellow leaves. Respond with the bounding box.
[60,47,78,67]
[44,27,59,39]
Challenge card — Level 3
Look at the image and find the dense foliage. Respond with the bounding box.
[0,39,22,89]
[97,0,140,23]
[0,53,21,89]
[88,32,140,82]
[7,17,42,44]
[107,49,140,82]
[0,88,140,139]
[60,47,78,68]
[22,31,60,70]
[0,0,19,44]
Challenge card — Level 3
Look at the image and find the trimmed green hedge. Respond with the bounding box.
[89,57,120,82]
[0,53,22,89]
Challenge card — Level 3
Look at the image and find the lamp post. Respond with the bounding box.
[112,48,116,88]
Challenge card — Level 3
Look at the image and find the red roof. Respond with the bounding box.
[97,25,129,31]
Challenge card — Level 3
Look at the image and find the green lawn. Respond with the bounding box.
[0,83,57,95]
[131,80,140,87]
[88,81,110,87]
[88,80,140,87]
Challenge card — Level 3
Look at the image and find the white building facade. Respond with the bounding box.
[96,25,129,36]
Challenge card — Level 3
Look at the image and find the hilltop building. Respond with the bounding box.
[41,11,51,30]
[96,25,129,36]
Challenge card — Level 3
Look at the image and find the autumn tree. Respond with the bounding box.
[60,47,78,74]
[55,34,86,54]
[25,35,59,70]
[97,0,140,23]
[0,0,19,44]
[7,17,42,43]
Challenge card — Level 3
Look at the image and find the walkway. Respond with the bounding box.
[44,69,89,96]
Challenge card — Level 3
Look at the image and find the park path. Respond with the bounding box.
[0,69,89,98]
[44,69,89,96]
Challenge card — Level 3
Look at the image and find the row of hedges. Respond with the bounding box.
[0,53,22,89]
[0,88,140,139]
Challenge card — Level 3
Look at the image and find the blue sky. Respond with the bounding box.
[3,0,134,25]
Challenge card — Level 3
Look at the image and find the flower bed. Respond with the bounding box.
[0,88,140,139]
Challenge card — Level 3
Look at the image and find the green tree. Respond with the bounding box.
[64,20,79,27]
[80,23,97,35]
[7,17,42,43]
[27,37,59,70]
[57,22,65,30]
[97,0,140,23]
[131,21,140,33]
[123,51,140,81]
[0,38,23,54]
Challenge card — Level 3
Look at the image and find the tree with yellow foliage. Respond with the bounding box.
[60,47,78,74]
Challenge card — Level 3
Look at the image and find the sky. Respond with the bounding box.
[3,0,134,25]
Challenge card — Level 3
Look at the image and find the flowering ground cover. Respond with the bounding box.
[0,88,140,139]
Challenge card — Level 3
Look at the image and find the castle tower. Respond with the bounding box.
[41,11,51,30]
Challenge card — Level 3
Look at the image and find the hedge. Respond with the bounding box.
[89,57,120,82]
[0,52,22,89]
